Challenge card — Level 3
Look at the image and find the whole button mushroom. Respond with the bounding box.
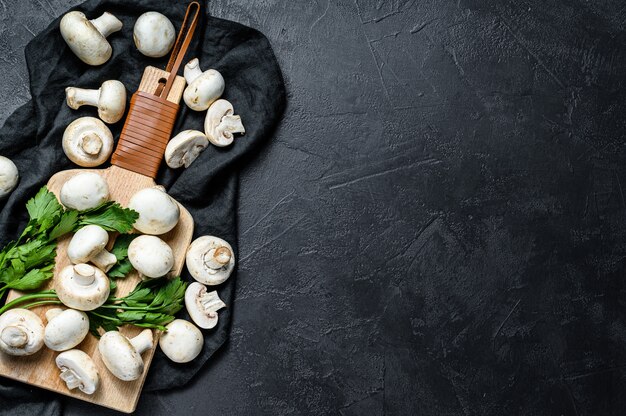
[66,80,127,124]
[67,225,117,272]
[164,130,209,169]
[159,319,203,363]
[0,156,19,198]
[204,99,245,147]
[0,309,44,356]
[183,58,225,111]
[186,236,235,285]
[56,264,110,311]
[60,172,109,211]
[133,12,176,58]
[185,282,226,329]
[128,235,174,279]
[56,349,100,395]
[98,329,153,381]
[128,186,180,235]
[60,11,123,66]
[63,117,114,167]
[44,308,89,351]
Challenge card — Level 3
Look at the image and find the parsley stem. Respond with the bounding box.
[0,290,57,315]
[20,300,63,310]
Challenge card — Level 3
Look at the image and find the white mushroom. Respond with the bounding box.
[66,80,127,124]
[98,329,153,381]
[67,225,117,272]
[127,235,174,279]
[63,117,114,167]
[183,58,225,111]
[56,264,110,311]
[44,308,89,351]
[60,172,109,210]
[186,236,235,285]
[60,11,123,66]
[128,186,180,235]
[0,309,44,356]
[185,282,226,329]
[133,11,175,58]
[56,349,99,395]
[204,99,245,147]
[159,319,203,363]
[164,130,209,169]
[0,156,18,198]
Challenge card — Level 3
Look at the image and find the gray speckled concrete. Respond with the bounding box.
[3,0,626,415]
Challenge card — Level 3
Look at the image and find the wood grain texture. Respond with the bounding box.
[0,67,193,413]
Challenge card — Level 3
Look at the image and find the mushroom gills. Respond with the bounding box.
[56,349,99,394]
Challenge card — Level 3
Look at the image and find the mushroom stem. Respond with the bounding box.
[183,58,203,84]
[199,291,226,312]
[130,329,153,354]
[59,367,82,390]
[73,264,96,286]
[91,249,117,272]
[90,12,123,37]
[1,326,28,348]
[219,115,246,138]
[79,133,103,156]
[203,247,232,270]
[65,87,100,110]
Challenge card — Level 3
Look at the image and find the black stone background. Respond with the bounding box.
[1,0,626,415]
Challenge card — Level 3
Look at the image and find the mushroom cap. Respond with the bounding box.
[60,172,109,211]
[127,235,174,278]
[98,80,126,123]
[159,319,203,363]
[185,282,226,329]
[56,264,110,311]
[186,236,235,285]
[133,12,175,58]
[62,117,114,167]
[45,309,89,351]
[67,225,109,264]
[204,99,245,147]
[0,156,19,198]
[128,186,180,235]
[98,331,146,381]
[164,130,209,169]
[183,68,225,111]
[60,11,118,66]
[0,309,44,356]
[56,349,100,394]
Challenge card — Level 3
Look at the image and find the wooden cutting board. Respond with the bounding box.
[0,67,193,413]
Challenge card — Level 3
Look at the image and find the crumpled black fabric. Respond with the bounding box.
[0,0,285,414]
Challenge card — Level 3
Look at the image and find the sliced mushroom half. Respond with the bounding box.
[204,99,245,147]
[185,282,226,329]
[164,130,209,169]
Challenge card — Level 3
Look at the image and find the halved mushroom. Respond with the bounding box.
[164,130,209,169]
[56,264,110,311]
[60,172,109,211]
[204,99,245,147]
[66,80,126,124]
[127,235,174,279]
[60,11,123,66]
[186,236,235,285]
[159,319,203,363]
[98,329,153,381]
[133,12,175,58]
[185,282,226,329]
[128,186,180,235]
[0,309,44,356]
[67,225,117,272]
[56,349,99,395]
[183,58,225,111]
[0,156,18,198]
[63,117,114,167]
[44,308,89,351]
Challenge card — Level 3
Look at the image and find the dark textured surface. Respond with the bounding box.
[2,0,626,415]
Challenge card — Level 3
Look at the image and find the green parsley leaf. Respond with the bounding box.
[78,203,138,233]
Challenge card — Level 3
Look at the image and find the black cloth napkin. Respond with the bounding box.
[0,0,285,413]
